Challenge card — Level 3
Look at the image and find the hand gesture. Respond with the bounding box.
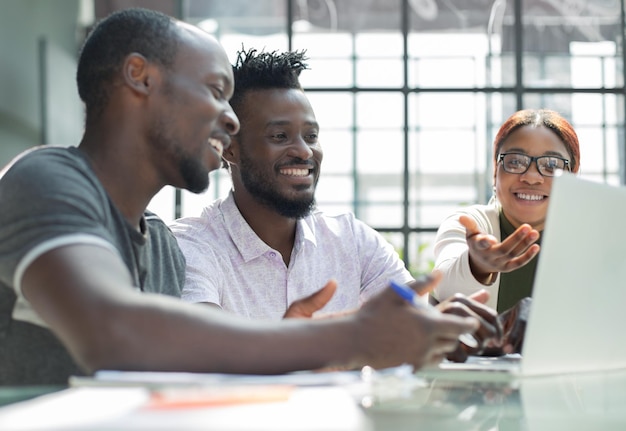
[283,280,338,318]
[434,289,504,362]
[352,273,479,370]
[460,214,540,284]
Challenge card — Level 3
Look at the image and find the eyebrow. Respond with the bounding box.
[266,120,319,129]
[505,147,568,158]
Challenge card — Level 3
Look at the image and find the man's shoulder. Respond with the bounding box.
[304,209,375,236]
[0,146,100,207]
[145,211,176,236]
[2,146,82,174]
[306,209,357,225]
[169,197,229,239]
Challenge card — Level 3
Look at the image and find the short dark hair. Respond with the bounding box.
[230,48,309,117]
[76,8,180,123]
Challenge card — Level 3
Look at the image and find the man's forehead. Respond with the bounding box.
[172,22,233,78]
[176,20,214,40]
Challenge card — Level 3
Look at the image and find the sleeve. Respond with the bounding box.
[144,212,187,298]
[432,205,500,308]
[170,220,223,306]
[350,216,413,303]
[0,149,114,294]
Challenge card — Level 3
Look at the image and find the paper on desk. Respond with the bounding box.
[0,385,372,431]
[0,387,149,431]
[70,368,366,388]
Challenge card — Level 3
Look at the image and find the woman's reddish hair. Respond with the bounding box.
[493,109,580,173]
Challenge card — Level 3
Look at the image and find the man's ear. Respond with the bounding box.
[122,53,153,96]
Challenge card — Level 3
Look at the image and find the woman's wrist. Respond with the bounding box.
[468,258,497,285]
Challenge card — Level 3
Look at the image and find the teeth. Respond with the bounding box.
[208,138,223,157]
[280,168,310,177]
[517,193,544,201]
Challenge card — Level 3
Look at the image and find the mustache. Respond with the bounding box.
[277,158,316,169]
[210,132,232,150]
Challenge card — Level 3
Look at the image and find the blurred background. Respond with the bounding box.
[1,0,624,275]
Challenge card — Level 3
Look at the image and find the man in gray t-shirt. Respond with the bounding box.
[0,147,185,385]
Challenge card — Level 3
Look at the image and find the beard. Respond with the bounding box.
[149,117,210,194]
[239,152,317,219]
[179,153,210,193]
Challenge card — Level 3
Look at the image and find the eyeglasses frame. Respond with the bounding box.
[497,152,571,177]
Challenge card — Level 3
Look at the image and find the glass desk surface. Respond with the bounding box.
[363,368,626,430]
[1,368,625,430]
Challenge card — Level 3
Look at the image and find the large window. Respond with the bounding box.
[146,0,626,276]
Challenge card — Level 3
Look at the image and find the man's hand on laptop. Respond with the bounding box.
[480,297,531,356]
[435,290,506,362]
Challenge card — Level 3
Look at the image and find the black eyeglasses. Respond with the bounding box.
[498,153,570,177]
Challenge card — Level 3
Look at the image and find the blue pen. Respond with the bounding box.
[389,280,479,348]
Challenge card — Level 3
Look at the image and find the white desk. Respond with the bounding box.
[1,367,625,430]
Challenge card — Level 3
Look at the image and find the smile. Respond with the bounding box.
[208,138,223,157]
[516,193,545,201]
[279,167,311,177]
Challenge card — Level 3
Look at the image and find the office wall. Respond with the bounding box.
[0,0,80,168]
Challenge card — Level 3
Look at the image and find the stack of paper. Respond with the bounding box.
[0,370,374,431]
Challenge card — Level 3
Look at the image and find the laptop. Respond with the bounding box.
[427,173,626,378]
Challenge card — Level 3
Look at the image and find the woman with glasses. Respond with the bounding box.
[432,109,580,314]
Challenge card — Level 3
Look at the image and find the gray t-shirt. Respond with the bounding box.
[0,146,185,385]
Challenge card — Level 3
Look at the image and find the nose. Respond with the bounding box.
[519,161,544,184]
[222,107,240,136]
[289,135,314,160]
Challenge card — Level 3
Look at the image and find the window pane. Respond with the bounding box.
[307,92,353,129]
[357,58,404,88]
[186,0,287,34]
[355,33,404,88]
[316,175,353,207]
[408,0,499,89]
[357,130,404,174]
[521,0,622,89]
[408,232,438,277]
[358,202,403,227]
[319,130,354,175]
[356,92,404,129]
[147,186,176,224]
[295,33,354,88]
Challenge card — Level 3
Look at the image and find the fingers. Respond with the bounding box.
[461,216,499,255]
[467,289,489,304]
[437,296,503,352]
[502,243,540,272]
[358,279,482,370]
[467,222,540,275]
[429,338,465,364]
[313,279,338,307]
[432,313,480,340]
[499,224,540,261]
[446,343,469,363]
[282,279,337,319]
[427,314,480,364]
[409,314,477,367]
[459,214,480,236]
[407,271,442,297]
